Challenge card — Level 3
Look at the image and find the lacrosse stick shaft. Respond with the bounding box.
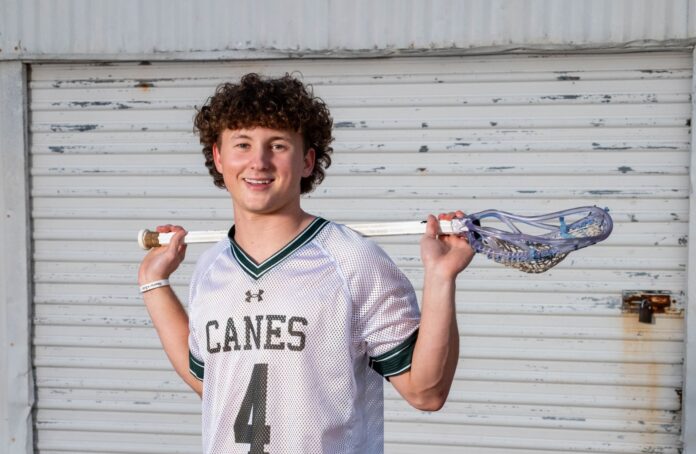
[138,220,459,250]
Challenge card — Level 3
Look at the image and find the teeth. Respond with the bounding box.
[245,178,272,184]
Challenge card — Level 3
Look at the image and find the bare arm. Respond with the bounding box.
[138,225,203,397]
[389,211,473,411]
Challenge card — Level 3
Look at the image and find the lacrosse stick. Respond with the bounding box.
[138,206,612,273]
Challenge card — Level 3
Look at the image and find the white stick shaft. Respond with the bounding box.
[142,220,461,249]
[348,220,456,236]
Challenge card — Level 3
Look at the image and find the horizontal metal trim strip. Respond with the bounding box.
[34,350,683,367]
[36,420,199,436]
[385,411,679,434]
[32,252,687,272]
[31,170,688,186]
[382,431,680,453]
[33,369,681,390]
[31,317,685,342]
[28,120,692,134]
[35,442,199,454]
[30,265,687,284]
[29,138,691,154]
[28,206,691,222]
[29,72,692,92]
[29,187,690,198]
[29,299,680,317]
[34,385,680,413]
[29,143,692,155]
[28,54,692,78]
[28,93,694,112]
[32,411,678,436]
[31,278,687,296]
[384,390,681,411]
[30,149,691,164]
[28,113,692,128]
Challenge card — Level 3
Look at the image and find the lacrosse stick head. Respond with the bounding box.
[460,206,613,273]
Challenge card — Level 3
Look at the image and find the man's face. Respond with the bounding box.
[213,127,315,218]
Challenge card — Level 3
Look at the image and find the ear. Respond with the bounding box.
[302,148,316,177]
[212,141,223,173]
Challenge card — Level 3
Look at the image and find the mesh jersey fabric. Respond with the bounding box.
[187,218,421,454]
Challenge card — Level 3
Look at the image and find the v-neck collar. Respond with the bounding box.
[228,217,329,280]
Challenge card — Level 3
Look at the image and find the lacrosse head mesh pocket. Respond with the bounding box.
[461,206,613,273]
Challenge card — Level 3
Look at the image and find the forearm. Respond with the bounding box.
[142,286,203,396]
[394,272,459,410]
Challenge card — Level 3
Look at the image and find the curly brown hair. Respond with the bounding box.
[193,73,334,194]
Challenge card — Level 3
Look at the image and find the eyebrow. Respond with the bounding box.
[230,133,291,141]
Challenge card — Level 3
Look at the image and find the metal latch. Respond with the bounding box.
[621,290,672,324]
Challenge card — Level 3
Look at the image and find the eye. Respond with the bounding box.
[271,143,288,151]
[235,142,250,150]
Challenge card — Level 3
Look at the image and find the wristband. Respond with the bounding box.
[139,279,170,293]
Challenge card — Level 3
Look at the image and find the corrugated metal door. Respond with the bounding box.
[30,52,689,453]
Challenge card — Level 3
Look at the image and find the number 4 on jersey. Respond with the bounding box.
[234,363,271,454]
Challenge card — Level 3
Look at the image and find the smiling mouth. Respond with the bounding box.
[244,178,274,185]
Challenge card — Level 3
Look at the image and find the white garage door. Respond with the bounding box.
[30,52,689,453]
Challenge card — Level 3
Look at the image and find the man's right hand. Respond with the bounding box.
[138,225,188,285]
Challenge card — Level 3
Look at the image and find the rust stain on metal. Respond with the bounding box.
[135,80,154,90]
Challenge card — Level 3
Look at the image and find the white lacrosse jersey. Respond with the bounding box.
[187,217,420,454]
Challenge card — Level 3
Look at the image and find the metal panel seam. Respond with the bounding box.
[0,61,34,454]
[684,47,696,452]
[1,39,696,62]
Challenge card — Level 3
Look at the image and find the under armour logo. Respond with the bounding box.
[245,289,264,302]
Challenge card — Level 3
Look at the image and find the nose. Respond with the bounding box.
[249,144,272,170]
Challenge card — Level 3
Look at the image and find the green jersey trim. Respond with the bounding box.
[228,217,330,280]
[189,351,204,381]
[369,329,419,377]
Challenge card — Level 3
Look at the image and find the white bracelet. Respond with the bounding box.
[139,279,170,293]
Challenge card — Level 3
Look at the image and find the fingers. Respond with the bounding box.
[437,210,465,221]
[167,226,188,254]
[434,211,467,241]
[156,224,180,233]
[424,214,440,238]
[153,224,187,251]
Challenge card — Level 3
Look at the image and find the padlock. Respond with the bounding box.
[639,299,654,324]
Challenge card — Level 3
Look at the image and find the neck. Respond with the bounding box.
[231,209,315,263]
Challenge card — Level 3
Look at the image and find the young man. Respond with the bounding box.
[138,73,474,453]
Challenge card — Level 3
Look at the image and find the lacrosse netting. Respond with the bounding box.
[456,206,613,273]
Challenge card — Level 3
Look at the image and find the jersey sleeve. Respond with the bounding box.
[188,322,205,382]
[344,234,421,379]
